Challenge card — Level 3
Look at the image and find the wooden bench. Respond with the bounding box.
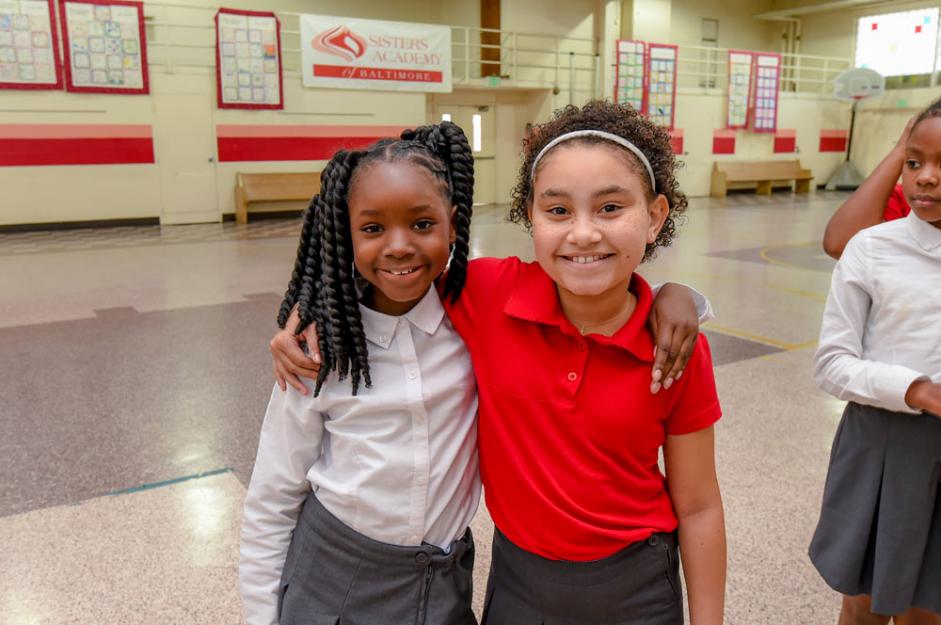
[234,172,321,224]
[710,160,813,197]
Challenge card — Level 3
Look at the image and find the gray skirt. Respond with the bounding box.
[809,402,941,615]
[278,495,477,625]
[481,529,683,625]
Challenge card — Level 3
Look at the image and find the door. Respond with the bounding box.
[152,74,220,224]
[435,104,496,205]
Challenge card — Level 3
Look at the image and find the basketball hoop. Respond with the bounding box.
[826,68,885,190]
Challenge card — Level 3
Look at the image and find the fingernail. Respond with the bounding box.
[313,354,321,364]
[676,370,683,380]
[664,377,674,390]
[651,382,661,394]
[652,369,662,381]
[653,346,658,357]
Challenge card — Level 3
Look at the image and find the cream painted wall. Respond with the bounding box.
[670,0,779,51]
[673,89,850,196]
[502,0,597,39]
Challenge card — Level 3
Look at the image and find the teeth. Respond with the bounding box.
[388,268,418,275]
[569,255,609,264]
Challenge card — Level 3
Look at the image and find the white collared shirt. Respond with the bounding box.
[239,287,480,625]
[815,211,941,413]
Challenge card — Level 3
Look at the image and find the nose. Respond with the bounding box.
[565,212,603,247]
[384,226,416,257]
[916,163,939,188]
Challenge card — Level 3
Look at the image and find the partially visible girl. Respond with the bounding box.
[812,99,941,625]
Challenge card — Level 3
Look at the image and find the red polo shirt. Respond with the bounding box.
[884,184,911,221]
[446,257,721,561]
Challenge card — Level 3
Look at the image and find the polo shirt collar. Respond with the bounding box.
[906,210,941,252]
[359,286,445,350]
[503,262,655,362]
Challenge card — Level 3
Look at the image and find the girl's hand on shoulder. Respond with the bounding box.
[270,307,322,395]
[649,283,700,394]
[905,380,941,417]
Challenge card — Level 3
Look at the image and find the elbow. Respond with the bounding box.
[821,231,844,260]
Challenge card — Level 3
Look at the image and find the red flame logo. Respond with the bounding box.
[312,26,367,62]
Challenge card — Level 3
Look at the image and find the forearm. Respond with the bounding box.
[823,146,903,258]
[678,505,726,625]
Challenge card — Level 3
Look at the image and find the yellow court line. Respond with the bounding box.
[703,321,818,352]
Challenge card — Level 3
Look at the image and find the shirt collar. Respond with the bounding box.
[906,210,941,252]
[358,286,446,350]
[503,262,655,362]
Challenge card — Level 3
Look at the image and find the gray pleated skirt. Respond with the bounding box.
[481,529,684,625]
[809,402,941,616]
[278,495,477,625]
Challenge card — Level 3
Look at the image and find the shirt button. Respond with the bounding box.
[567,372,577,381]
[378,335,387,343]
[415,552,430,565]
[577,342,586,351]
[408,370,418,380]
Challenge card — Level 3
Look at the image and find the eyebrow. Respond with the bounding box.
[539,185,634,199]
[357,204,436,216]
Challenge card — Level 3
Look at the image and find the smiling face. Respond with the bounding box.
[903,116,941,228]
[528,142,668,300]
[348,160,455,315]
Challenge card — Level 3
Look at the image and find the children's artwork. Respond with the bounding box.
[645,44,677,129]
[0,0,63,90]
[215,8,282,110]
[614,39,646,114]
[726,50,753,129]
[750,53,780,133]
[59,0,147,94]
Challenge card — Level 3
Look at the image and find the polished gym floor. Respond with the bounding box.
[1,191,850,625]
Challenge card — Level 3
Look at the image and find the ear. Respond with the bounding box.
[646,194,669,244]
[449,204,458,245]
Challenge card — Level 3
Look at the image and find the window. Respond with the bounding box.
[855,8,939,77]
[440,113,452,122]
[472,114,482,152]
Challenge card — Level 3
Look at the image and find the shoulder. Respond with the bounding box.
[883,184,910,221]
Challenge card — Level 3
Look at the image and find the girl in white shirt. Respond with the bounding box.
[812,100,941,624]
[239,122,481,625]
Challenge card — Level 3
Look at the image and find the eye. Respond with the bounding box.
[599,203,622,214]
[360,224,383,234]
[413,219,436,231]
[547,205,568,216]
[905,159,921,170]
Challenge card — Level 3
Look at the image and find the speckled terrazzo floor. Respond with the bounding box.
[1,192,860,624]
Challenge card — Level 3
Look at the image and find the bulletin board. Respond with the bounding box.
[614,39,646,113]
[215,7,283,109]
[751,52,780,133]
[646,43,677,129]
[726,49,753,129]
[59,0,148,94]
[0,0,63,90]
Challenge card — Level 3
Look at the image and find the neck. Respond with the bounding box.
[557,277,636,336]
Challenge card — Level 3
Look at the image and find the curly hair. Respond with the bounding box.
[276,121,475,396]
[911,96,941,133]
[510,100,687,261]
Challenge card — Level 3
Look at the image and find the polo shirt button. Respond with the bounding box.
[408,370,418,380]
[415,552,430,565]
[577,342,586,351]
[567,372,577,381]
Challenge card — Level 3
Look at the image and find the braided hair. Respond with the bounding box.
[911,96,941,133]
[509,100,687,262]
[277,121,475,396]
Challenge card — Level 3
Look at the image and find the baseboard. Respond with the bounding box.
[0,217,160,234]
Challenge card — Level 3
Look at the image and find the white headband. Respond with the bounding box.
[530,130,657,193]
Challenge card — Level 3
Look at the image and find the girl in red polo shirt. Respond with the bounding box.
[270,102,724,624]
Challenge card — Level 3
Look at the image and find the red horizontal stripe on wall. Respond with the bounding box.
[712,137,735,155]
[669,129,684,155]
[313,64,443,83]
[0,137,155,166]
[218,136,391,162]
[774,136,796,153]
[819,136,847,152]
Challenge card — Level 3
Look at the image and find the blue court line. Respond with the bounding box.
[107,467,233,496]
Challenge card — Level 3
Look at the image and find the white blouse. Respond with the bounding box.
[239,287,479,625]
[815,211,941,413]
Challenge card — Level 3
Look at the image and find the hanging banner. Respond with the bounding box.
[0,0,63,90]
[59,0,148,94]
[614,39,646,113]
[645,43,677,129]
[215,8,282,109]
[726,49,753,129]
[300,14,451,92]
[750,52,780,133]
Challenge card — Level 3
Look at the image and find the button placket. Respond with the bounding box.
[398,322,430,544]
